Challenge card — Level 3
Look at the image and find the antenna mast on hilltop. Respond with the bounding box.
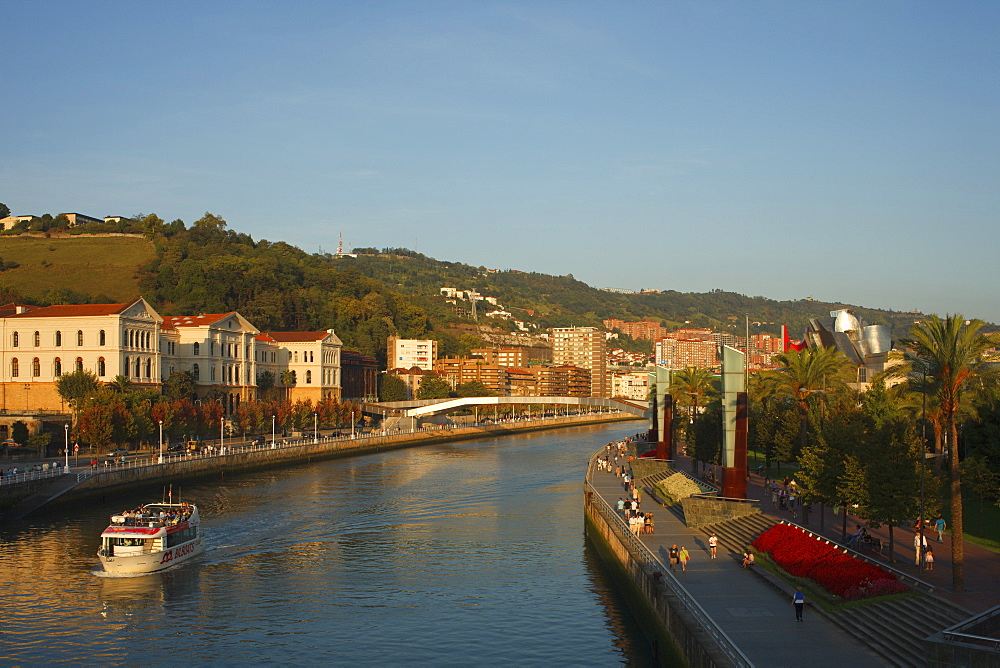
[337,232,344,256]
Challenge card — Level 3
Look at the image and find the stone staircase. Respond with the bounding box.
[699,515,973,668]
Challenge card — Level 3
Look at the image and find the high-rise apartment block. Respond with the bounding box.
[551,327,607,397]
[387,337,437,371]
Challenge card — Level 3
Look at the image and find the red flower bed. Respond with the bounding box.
[751,523,909,601]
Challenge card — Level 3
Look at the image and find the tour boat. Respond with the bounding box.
[97,502,204,574]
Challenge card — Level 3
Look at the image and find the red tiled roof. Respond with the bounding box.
[0,303,37,317]
[161,313,238,329]
[5,302,132,318]
[265,331,328,343]
[255,333,277,343]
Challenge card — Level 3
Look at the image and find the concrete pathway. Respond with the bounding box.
[592,459,884,667]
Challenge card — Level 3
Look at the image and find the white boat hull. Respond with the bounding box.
[98,536,205,575]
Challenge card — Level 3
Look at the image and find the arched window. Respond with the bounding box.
[33,331,40,346]
[193,363,200,381]
[99,330,106,346]
[144,358,151,378]
[306,370,312,384]
[98,357,106,376]
[124,356,130,376]
[12,332,18,347]
[77,330,84,346]
[54,358,62,376]
[193,342,200,356]
[211,366,216,381]
[294,351,299,363]
[55,331,62,347]
[134,358,140,377]
[75,357,83,372]
[234,366,239,384]
[11,358,18,377]
[32,358,40,377]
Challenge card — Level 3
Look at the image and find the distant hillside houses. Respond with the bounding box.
[0,212,130,231]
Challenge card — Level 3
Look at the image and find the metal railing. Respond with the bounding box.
[2,411,626,489]
[941,605,1000,650]
[0,465,67,486]
[586,449,753,668]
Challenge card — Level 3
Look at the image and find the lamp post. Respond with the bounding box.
[63,423,69,472]
[350,407,355,438]
[271,415,276,448]
[313,413,318,444]
[220,418,225,454]
[158,420,164,464]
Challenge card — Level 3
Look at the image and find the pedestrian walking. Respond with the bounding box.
[679,546,690,571]
[924,547,934,571]
[708,533,718,559]
[668,545,679,571]
[934,515,947,543]
[792,590,805,621]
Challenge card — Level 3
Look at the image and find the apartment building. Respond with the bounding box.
[433,357,510,395]
[387,337,437,371]
[655,336,718,370]
[602,319,667,342]
[551,327,607,397]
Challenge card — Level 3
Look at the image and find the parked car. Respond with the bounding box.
[167,443,185,452]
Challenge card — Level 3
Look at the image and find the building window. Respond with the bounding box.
[306,370,312,384]
[11,358,18,377]
[145,358,151,378]
[33,331,40,347]
[98,357,106,376]
[12,332,18,347]
[77,330,84,346]
[76,357,83,373]
[55,331,62,347]
[210,341,214,356]
[134,358,140,377]
[54,358,62,376]
[211,367,216,381]
[193,342,200,356]
[234,366,240,384]
[193,363,200,381]
[32,358,40,377]
[124,356,130,376]
[99,330,106,346]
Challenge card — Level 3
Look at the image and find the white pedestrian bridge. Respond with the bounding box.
[363,396,649,419]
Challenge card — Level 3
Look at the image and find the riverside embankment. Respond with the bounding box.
[2,412,637,517]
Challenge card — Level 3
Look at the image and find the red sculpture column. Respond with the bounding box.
[722,392,748,498]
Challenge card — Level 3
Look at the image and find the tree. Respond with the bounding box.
[895,315,1000,591]
[28,432,51,459]
[0,203,10,218]
[455,380,493,397]
[163,371,197,401]
[56,369,100,412]
[11,420,28,444]
[380,373,408,402]
[668,367,717,443]
[108,375,132,394]
[771,346,854,454]
[416,373,452,400]
[839,418,924,562]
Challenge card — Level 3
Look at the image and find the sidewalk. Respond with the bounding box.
[591,461,883,667]
[736,458,999,615]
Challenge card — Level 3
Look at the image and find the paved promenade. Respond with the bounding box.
[591,463,884,667]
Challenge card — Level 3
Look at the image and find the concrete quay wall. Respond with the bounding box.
[584,490,730,668]
[12,414,638,512]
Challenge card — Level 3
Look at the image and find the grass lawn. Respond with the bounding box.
[953,492,1000,553]
[0,235,154,301]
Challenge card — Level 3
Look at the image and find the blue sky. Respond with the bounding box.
[3,1,998,322]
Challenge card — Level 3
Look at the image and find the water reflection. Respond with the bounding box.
[0,423,651,664]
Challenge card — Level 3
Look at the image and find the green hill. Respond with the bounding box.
[0,216,948,363]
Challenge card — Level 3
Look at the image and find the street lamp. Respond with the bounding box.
[271,415,276,448]
[158,420,164,464]
[63,423,69,472]
[220,418,225,454]
[313,412,318,444]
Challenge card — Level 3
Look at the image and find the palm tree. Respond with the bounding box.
[895,314,1000,592]
[771,346,854,454]
[668,366,717,442]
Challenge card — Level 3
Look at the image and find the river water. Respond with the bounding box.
[0,422,653,665]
